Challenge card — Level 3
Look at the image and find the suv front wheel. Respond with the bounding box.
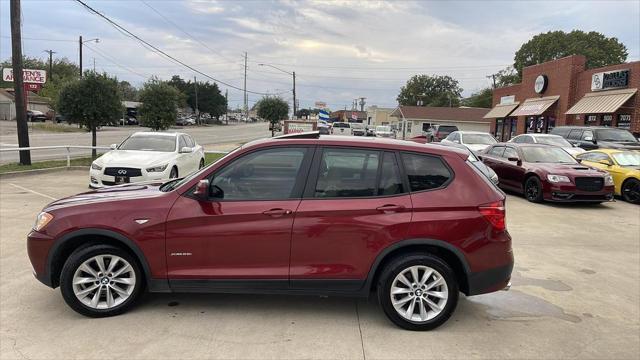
[377,254,458,331]
[60,244,143,317]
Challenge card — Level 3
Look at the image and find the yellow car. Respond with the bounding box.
[576,149,640,204]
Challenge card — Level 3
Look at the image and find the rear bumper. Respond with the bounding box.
[466,261,514,295]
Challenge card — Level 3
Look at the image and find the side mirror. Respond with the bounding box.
[180,146,192,153]
[193,179,210,199]
[597,159,613,167]
[110,144,118,150]
[508,157,522,166]
[583,136,593,142]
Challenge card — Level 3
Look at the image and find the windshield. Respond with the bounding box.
[595,129,638,142]
[333,123,349,128]
[351,123,364,129]
[376,126,391,132]
[462,133,496,145]
[612,152,640,166]
[535,136,572,147]
[119,135,176,152]
[521,146,577,164]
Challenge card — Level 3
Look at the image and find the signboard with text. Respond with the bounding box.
[2,68,47,84]
[591,69,629,91]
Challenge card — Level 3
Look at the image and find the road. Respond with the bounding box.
[1,170,639,359]
[0,121,270,164]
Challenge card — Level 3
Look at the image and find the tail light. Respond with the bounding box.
[479,200,506,231]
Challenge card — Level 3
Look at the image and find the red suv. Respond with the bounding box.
[28,134,513,330]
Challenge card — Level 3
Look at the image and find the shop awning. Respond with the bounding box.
[566,88,637,114]
[483,102,520,118]
[510,96,560,117]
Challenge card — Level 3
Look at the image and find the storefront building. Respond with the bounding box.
[486,55,639,140]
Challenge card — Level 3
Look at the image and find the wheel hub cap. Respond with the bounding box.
[72,255,136,310]
[390,265,448,323]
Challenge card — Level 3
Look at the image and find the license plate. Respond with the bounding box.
[115,176,130,184]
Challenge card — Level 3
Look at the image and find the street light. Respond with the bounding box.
[258,63,296,119]
[79,36,99,77]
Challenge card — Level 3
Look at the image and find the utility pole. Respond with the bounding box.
[10,0,31,165]
[243,51,248,121]
[79,35,83,77]
[44,49,55,79]
[359,97,366,112]
[292,71,296,119]
[487,74,496,89]
[225,89,228,125]
[194,76,199,125]
[93,58,96,72]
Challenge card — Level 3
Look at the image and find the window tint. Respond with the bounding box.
[567,129,583,140]
[184,135,195,148]
[379,152,404,195]
[315,149,379,198]
[503,147,518,159]
[489,146,505,157]
[178,135,188,149]
[119,135,176,152]
[401,153,451,192]
[211,148,306,200]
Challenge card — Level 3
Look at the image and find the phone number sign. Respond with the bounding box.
[2,68,47,84]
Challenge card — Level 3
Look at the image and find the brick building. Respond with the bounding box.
[485,55,639,141]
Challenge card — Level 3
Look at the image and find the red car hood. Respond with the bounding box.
[528,162,605,177]
[45,182,167,210]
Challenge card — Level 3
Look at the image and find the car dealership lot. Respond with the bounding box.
[1,170,638,359]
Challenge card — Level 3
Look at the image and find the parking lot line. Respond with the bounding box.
[8,183,57,201]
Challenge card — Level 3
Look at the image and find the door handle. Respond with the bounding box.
[262,208,292,217]
[376,204,405,213]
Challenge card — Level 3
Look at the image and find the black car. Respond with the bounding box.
[27,110,47,122]
[551,126,640,151]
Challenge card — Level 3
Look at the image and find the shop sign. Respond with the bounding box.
[591,69,629,91]
[500,95,515,105]
[602,114,613,126]
[617,114,631,129]
[586,115,598,124]
[534,75,548,94]
[2,68,47,83]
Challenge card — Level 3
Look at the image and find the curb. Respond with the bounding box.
[0,166,87,179]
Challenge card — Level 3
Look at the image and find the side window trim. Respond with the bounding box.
[193,145,315,202]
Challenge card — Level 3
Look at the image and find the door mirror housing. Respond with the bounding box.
[110,143,118,150]
[597,159,613,167]
[507,157,522,166]
[180,146,192,153]
[193,179,210,199]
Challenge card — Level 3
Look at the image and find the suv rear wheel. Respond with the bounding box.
[377,254,458,331]
[60,244,143,317]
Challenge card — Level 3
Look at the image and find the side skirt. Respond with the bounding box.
[160,279,368,297]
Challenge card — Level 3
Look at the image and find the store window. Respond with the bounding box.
[617,114,631,130]
[495,119,504,141]
[602,115,613,127]
[586,115,598,125]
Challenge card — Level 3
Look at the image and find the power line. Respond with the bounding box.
[73,0,273,95]
[83,43,150,79]
[139,0,236,64]
[249,60,509,71]
[0,35,75,42]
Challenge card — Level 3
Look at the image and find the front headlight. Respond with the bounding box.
[547,174,571,183]
[91,162,102,171]
[604,174,614,186]
[34,212,53,232]
[146,164,168,173]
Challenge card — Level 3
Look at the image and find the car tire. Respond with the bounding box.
[524,176,544,203]
[199,158,205,169]
[377,253,458,331]
[59,244,143,318]
[622,178,640,204]
[169,166,178,179]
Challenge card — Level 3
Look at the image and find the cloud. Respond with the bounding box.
[188,0,225,14]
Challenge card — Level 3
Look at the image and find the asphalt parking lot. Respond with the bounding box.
[1,169,639,359]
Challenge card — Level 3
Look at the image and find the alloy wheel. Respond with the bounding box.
[526,182,539,201]
[390,265,448,322]
[72,255,136,310]
[623,180,640,203]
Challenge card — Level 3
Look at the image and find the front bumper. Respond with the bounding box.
[543,183,615,202]
[90,167,171,188]
[27,230,55,288]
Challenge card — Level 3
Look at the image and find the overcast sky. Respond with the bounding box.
[1,0,639,111]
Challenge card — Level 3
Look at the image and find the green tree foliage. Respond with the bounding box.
[513,30,628,76]
[118,81,139,101]
[58,72,122,158]
[397,75,463,107]
[462,88,493,108]
[256,96,289,136]
[138,79,184,131]
[296,108,311,119]
[167,75,226,121]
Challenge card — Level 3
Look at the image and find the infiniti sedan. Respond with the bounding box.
[89,132,205,188]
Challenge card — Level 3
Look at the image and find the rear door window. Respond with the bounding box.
[503,147,519,159]
[314,149,379,198]
[568,129,583,140]
[401,153,452,192]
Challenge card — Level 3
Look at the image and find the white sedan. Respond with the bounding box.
[441,131,497,153]
[90,132,205,188]
[508,133,586,157]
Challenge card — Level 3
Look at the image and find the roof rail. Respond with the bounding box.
[273,131,320,139]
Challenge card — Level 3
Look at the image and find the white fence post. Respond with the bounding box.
[66,147,71,168]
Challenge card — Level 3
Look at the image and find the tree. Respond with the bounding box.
[118,81,138,101]
[58,71,122,158]
[296,108,311,119]
[256,96,289,136]
[138,79,183,131]
[462,88,493,108]
[493,66,520,87]
[0,56,79,88]
[513,30,628,76]
[195,81,226,121]
[397,75,463,107]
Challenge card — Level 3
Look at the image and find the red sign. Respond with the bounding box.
[2,68,47,84]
